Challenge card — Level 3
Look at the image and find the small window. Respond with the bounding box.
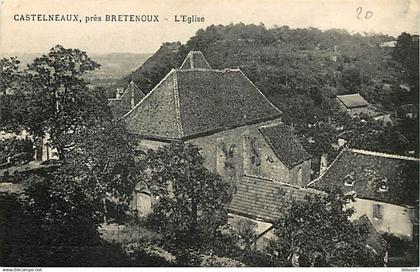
[344,174,355,187]
[373,204,383,219]
[377,179,389,192]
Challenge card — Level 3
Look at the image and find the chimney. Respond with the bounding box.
[116,88,124,99]
[319,154,328,175]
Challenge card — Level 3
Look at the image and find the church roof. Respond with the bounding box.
[336,93,369,109]
[123,52,282,140]
[179,51,211,69]
[258,123,311,168]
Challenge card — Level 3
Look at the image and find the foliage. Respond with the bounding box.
[117,24,417,157]
[0,121,144,264]
[393,32,419,97]
[0,57,22,94]
[3,45,110,158]
[268,191,384,267]
[392,162,419,206]
[32,120,140,225]
[0,193,175,266]
[0,137,34,164]
[22,171,102,246]
[382,233,419,267]
[143,142,231,258]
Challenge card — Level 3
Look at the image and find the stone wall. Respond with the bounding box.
[348,198,415,240]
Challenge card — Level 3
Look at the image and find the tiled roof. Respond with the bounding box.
[108,81,145,119]
[336,93,369,109]
[258,123,311,169]
[309,148,420,206]
[123,60,282,140]
[179,51,211,70]
[229,176,321,223]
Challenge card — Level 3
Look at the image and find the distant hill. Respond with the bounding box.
[84,53,151,91]
[111,42,186,94]
[1,52,152,95]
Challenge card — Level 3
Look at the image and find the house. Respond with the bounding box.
[308,148,419,241]
[122,51,312,215]
[372,113,393,126]
[396,104,418,120]
[108,81,145,119]
[336,93,369,117]
[379,41,397,48]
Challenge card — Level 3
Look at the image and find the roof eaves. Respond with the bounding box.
[178,114,282,141]
[179,53,191,69]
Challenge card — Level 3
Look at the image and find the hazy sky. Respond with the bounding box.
[0,0,418,54]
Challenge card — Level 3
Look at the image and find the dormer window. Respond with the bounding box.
[344,174,355,187]
[377,179,389,192]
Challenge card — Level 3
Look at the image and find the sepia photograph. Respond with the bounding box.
[0,0,419,269]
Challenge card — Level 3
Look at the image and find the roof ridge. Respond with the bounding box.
[120,69,175,120]
[179,51,211,70]
[337,93,362,97]
[189,52,194,69]
[172,71,184,138]
[244,174,323,194]
[307,148,347,187]
[179,52,191,70]
[129,80,146,96]
[350,148,420,162]
[174,68,241,73]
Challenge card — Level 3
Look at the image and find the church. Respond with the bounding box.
[118,51,313,243]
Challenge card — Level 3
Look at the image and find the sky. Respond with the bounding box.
[0,0,418,55]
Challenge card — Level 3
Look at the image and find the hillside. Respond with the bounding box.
[111,24,419,157]
[113,42,184,94]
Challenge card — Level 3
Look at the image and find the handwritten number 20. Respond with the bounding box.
[356,7,373,19]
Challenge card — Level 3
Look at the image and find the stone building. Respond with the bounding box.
[121,51,312,217]
[308,148,419,241]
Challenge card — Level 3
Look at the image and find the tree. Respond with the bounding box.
[62,120,141,222]
[144,142,231,254]
[0,57,21,94]
[6,45,110,159]
[340,66,363,92]
[268,191,384,267]
[0,57,22,122]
